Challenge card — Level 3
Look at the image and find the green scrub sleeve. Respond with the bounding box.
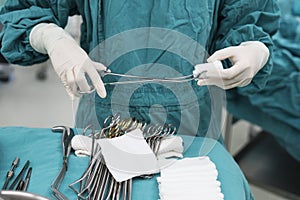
[0,0,79,66]
[212,0,280,95]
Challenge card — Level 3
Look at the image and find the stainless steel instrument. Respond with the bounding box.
[79,69,207,94]
[2,157,19,190]
[51,126,75,200]
[0,191,50,200]
[69,114,176,200]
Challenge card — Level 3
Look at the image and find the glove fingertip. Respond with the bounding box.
[96,85,107,98]
[197,80,205,86]
[97,91,106,98]
[94,62,107,71]
[192,69,199,77]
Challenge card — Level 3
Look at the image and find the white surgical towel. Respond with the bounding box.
[71,132,183,159]
[157,157,224,200]
[97,129,159,182]
[71,135,93,157]
[157,135,184,158]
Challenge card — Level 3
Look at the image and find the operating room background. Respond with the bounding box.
[0,16,290,200]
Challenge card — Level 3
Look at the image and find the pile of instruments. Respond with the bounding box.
[69,114,176,200]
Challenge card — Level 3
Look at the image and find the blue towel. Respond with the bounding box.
[0,127,253,200]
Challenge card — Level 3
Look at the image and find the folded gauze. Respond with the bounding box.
[157,157,224,200]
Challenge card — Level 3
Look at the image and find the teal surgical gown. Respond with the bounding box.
[0,1,280,140]
[229,0,300,161]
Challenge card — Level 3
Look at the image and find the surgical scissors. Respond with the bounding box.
[79,69,207,94]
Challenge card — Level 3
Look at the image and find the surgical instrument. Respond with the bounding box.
[9,160,30,190]
[22,167,32,192]
[16,178,24,191]
[51,126,75,200]
[15,167,32,191]
[100,69,206,85]
[79,69,207,94]
[0,190,50,200]
[69,114,177,199]
[2,157,19,190]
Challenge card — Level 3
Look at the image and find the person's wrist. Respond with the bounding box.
[30,23,75,54]
[239,41,269,56]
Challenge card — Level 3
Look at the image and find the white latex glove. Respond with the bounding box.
[193,41,269,90]
[29,23,106,99]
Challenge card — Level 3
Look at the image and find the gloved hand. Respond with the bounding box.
[193,41,269,89]
[29,23,106,99]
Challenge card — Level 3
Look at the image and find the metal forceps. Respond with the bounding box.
[80,69,207,94]
[100,69,207,85]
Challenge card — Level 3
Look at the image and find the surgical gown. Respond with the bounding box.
[229,0,300,161]
[0,1,279,139]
